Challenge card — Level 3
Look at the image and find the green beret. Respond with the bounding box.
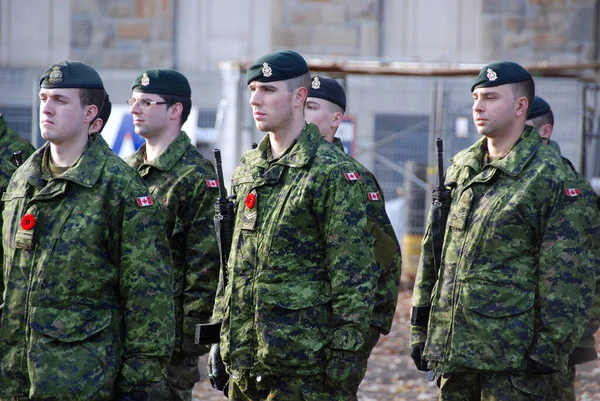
[132,68,191,97]
[527,95,551,120]
[308,75,346,111]
[471,61,532,92]
[247,50,309,85]
[40,61,104,89]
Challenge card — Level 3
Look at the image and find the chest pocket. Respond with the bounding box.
[448,187,473,230]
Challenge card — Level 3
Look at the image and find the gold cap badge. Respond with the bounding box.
[262,62,272,78]
[311,76,321,90]
[48,66,63,84]
[486,68,497,82]
[141,72,150,86]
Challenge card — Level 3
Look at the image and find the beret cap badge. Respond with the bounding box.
[141,72,150,86]
[311,76,321,90]
[262,62,272,78]
[48,66,63,84]
[486,68,498,82]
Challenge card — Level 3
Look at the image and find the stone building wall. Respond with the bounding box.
[70,0,175,68]
[481,0,599,64]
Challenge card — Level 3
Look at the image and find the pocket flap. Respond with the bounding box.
[462,282,534,317]
[258,280,331,310]
[29,306,111,342]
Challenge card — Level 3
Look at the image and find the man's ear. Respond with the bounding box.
[539,123,553,139]
[83,104,99,124]
[169,102,183,121]
[295,86,308,106]
[515,96,529,118]
[331,111,344,130]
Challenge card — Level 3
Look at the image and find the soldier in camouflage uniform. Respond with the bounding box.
[209,50,378,400]
[125,69,220,401]
[526,95,600,401]
[0,112,35,166]
[410,61,597,400]
[89,91,112,134]
[305,75,402,382]
[0,61,175,401]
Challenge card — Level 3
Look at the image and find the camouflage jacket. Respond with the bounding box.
[0,114,35,166]
[126,132,220,356]
[332,137,401,335]
[0,134,175,399]
[212,124,378,377]
[0,158,15,300]
[410,126,596,373]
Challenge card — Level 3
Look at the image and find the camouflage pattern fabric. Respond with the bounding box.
[332,137,402,379]
[0,114,35,166]
[0,158,15,303]
[126,132,220,400]
[212,123,378,384]
[551,365,576,401]
[411,126,596,376]
[439,371,552,400]
[0,133,175,400]
[228,372,358,401]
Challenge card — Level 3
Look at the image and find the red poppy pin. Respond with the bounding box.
[21,214,36,230]
[245,193,256,209]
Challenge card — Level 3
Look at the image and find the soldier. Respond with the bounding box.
[125,69,220,401]
[304,75,402,382]
[526,95,600,401]
[0,112,35,166]
[90,91,112,134]
[209,50,378,400]
[410,61,596,400]
[526,95,561,153]
[0,60,175,400]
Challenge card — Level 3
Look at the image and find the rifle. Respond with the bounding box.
[195,149,235,346]
[430,138,451,281]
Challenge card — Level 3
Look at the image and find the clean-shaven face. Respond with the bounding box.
[39,88,90,146]
[248,80,294,133]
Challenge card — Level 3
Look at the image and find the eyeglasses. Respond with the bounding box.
[127,98,169,108]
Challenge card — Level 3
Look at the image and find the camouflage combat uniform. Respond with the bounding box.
[0,133,175,400]
[212,124,378,399]
[0,158,15,303]
[411,127,596,399]
[126,132,220,400]
[332,137,402,381]
[551,157,600,401]
[0,114,35,166]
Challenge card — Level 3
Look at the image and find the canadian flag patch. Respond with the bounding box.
[206,179,219,188]
[344,172,360,181]
[368,192,381,201]
[137,195,153,207]
[565,188,580,197]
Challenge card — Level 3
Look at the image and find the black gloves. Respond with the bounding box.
[568,347,598,365]
[115,392,148,401]
[208,343,229,396]
[326,350,361,395]
[525,357,557,375]
[410,343,429,371]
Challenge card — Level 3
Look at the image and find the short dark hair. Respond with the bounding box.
[285,71,312,96]
[530,109,554,129]
[160,94,191,126]
[79,88,105,124]
[510,79,535,113]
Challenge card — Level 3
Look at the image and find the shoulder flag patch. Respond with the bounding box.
[368,192,381,201]
[137,195,153,207]
[206,179,219,188]
[565,188,580,197]
[344,172,360,181]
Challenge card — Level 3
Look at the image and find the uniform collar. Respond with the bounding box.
[243,123,322,169]
[332,136,344,152]
[129,131,190,172]
[22,133,109,190]
[451,125,542,177]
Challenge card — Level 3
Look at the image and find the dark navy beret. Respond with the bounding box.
[40,61,104,89]
[527,95,551,120]
[247,50,309,85]
[471,61,532,93]
[132,68,191,97]
[308,75,346,111]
